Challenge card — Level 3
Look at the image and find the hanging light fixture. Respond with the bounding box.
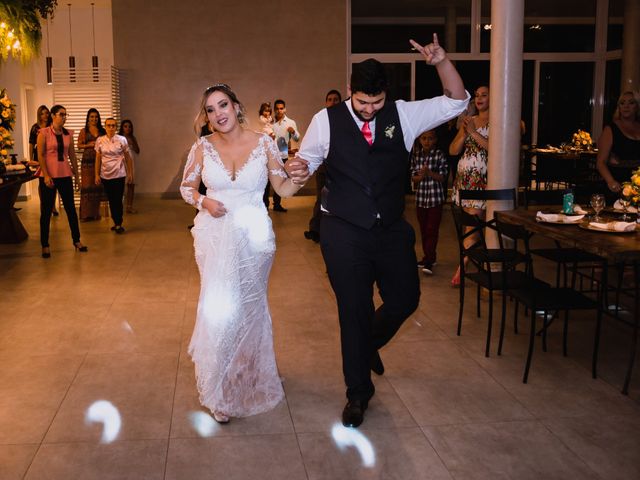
[45,18,52,85]
[67,3,75,82]
[91,2,98,81]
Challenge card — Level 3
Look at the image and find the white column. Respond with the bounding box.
[621,0,640,92]
[486,0,524,246]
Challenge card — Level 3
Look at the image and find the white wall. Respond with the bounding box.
[112,0,348,195]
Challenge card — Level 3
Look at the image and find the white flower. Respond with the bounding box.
[384,125,396,139]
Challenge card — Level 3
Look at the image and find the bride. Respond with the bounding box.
[180,84,306,423]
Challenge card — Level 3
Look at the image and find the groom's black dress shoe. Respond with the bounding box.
[371,351,385,376]
[342,399,368,428]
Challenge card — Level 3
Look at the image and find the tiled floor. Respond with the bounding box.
[1,195,639,480]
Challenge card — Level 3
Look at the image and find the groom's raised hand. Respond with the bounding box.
[410,33,446,66]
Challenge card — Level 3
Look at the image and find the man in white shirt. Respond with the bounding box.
[286,34,469,428]
[263,99,300,212]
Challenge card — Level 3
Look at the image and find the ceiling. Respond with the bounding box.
[351,0,624,19]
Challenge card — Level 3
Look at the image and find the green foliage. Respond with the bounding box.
[0,0,58,65]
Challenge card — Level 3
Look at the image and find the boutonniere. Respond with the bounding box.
[384,124,396,139]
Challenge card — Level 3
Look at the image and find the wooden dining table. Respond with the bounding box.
[497,207,639,394]
[497,208,640,264]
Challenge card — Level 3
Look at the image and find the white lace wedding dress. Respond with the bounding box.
[180,134,286,417]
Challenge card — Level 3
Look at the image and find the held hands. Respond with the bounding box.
[285,156,311,185]
[203,197,227,217]
[410,33,446,66]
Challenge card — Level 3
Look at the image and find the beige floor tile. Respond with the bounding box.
[0,354,85,444]
[541,414,640,480]
[389,374,532,426]
[0,444,38,480]
[423,420,599,479]
[297,427,452,480]
[43,353,178,443]
[90,301,185,354]
[0,302,108,355]
[24,440,167,480]
[165,434,307,480]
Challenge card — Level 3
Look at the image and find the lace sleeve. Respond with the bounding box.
[265,136,288,179]
[180,139,205,209]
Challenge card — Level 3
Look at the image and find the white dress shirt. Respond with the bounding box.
[272,115,301,160]
[299,93,470,174]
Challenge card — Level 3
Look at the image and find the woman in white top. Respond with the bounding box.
[95,118,133,234]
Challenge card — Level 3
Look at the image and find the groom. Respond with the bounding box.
[288,34,469,428]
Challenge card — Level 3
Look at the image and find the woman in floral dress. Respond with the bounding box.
[449,85,489,286]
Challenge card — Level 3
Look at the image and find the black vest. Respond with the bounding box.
[323,101,409,229]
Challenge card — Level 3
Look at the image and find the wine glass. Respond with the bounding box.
[590,194,605,222]
[619,198,631,221]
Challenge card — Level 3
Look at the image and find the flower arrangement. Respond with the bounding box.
[0,88,16,159]
[571,129,593,149]
[621,166,640,207]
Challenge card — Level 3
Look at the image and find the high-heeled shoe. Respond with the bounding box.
[212,411,230,424]
[41,247,51,258]
[74,242,88,252]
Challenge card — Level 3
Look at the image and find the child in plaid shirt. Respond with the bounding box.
[410,130,449,275]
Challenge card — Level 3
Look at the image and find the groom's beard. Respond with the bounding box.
[350,99,380,123]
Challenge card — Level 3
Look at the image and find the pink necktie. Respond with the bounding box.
[361,121,373,146]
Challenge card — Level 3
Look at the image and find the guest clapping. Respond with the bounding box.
[95,119,133,234]
[449,85,490,286]
[36,105,88,257]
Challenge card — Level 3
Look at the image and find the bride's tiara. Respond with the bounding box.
[205,83,231,93]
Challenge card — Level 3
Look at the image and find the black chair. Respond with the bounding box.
[623,262,640,395]
[452,188,524,357]
[494,217,605,384]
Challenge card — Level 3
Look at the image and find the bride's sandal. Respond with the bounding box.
[212,411,230,424]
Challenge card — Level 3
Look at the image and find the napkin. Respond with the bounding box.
[536,212,584,223]
[573,204,588,214]
[613,199,638,213]
[589,221,636,232]
[536,212,560,222]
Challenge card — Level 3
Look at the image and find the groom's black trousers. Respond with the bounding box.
[320,214,420,402]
